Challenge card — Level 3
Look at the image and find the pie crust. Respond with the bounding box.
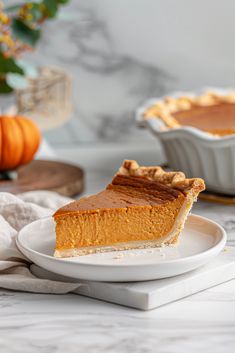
[118,160,204,196]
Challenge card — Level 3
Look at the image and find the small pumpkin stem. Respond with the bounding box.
[0,171,18,181]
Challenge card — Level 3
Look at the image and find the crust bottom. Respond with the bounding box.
[54,237,178,258]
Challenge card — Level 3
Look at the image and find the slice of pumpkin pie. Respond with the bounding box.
[53,160,205,257]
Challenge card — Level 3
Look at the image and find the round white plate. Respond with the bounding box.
[16,214,226,282]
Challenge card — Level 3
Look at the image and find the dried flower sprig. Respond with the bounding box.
[0,0,70,93]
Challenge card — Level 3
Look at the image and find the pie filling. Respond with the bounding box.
[172,103,235,136]
[53,161,205,257]
[54,197,193,258]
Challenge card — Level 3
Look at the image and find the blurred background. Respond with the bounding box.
[3,0,235,146]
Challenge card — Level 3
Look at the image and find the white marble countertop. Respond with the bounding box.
[1,143,235,352]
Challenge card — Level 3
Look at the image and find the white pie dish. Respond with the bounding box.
[16,214,226,282]
[136,88,235,195]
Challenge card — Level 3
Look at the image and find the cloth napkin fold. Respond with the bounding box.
[0,191,83,294]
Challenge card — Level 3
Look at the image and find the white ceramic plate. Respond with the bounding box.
[16,214,227,282]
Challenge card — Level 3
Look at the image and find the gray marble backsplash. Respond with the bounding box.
[7,0,235,144]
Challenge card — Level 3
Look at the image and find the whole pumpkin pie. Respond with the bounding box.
[54,160,205,257]
[144,91,235,136]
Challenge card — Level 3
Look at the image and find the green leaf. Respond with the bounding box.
[0,78,13,94]
[57,0,71,4]
[30,4,44,22]
[0,52,24,75]
[6,73,28,89]
[12,18,41,47]
[43,0,58,18]
[16,59,38,78]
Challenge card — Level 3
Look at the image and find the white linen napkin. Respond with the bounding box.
[0,191,83,294]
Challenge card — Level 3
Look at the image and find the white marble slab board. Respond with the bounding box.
[31,247,235,311]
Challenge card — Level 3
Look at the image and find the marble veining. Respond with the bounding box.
[1,286,235,353]
[28,0,175,144]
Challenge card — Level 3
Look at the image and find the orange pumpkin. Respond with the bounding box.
[0,115,41,172]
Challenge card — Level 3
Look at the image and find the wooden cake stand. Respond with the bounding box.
[199,191,235,205]
[0,160,84,197]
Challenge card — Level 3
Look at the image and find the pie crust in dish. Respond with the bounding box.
[53,160,205,257]
[144,91,235,136]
